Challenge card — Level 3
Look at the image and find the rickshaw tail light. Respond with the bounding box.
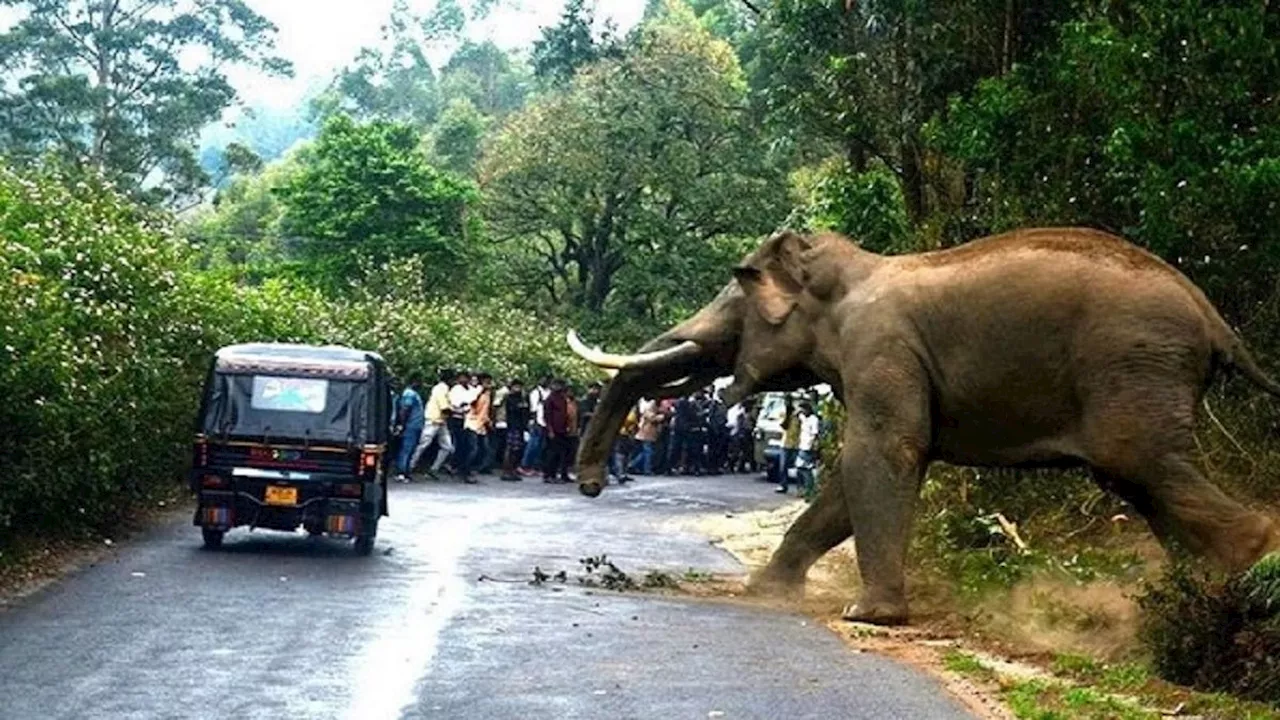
[361,452,377,469]
[201,474,226,489]
[335,483,363,497]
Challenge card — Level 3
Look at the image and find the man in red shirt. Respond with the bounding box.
[541,379,572,483]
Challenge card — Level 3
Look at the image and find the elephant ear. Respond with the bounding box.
[733,231,811,325]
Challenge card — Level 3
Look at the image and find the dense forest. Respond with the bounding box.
[3,0,1280,706]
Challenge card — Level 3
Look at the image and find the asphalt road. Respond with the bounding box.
[0,474,973,720]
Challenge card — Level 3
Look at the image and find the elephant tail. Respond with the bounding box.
[1215,328,1280,398]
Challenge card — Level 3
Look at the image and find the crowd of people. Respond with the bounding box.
[389,368,826,494]
[391,370,598,484]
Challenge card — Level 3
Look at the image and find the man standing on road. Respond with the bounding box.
[412,369,455,480]
[490,379,510,473]
[393,374,425,483]
[628,399,663,475]
[579,382,601,431]
[795,401,822,496]
[541,379,572,483]
[520,375,551,476]
[500,379,530,482]
[459,373,492,484]
[706,390,729,475]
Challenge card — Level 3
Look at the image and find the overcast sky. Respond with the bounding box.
[229,0,647,111]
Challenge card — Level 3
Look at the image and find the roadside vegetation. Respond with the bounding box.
[3,0,1280,712]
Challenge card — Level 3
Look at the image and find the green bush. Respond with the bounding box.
[1138,557,1280,704]
[0,165,592,550]
[790,159,911,254]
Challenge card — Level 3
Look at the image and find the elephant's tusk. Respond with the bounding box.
[655,376,702,398]
[566,330,702,370]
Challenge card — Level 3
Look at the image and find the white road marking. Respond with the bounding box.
[342,505,495,720]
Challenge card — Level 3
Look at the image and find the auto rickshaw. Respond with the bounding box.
[189,343,391,555]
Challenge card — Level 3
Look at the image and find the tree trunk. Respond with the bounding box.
[92,1,119,169]
[901,136,927,227]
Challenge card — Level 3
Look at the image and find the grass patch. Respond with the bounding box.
[943,649,996,680]
[1005,679,1157,720]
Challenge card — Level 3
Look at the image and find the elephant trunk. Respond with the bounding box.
[573,335,727,497]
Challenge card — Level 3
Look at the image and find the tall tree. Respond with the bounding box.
[752,0,1066,227]
[313,0,441,127]
[438,40,531,118]
[531,0,623,86]
[276,115,477,290]
[0,0,291,204]
[482,1,787,334]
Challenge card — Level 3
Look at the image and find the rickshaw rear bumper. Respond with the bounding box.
[192,473,379,537]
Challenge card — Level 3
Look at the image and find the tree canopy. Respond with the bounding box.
[482,1,787,336]
[0,0,291,204]
[275,114,477,290]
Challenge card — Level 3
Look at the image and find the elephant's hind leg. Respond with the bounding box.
[750,477,852,597]
[1086,389,1280,573]
[1094,455,1279,572]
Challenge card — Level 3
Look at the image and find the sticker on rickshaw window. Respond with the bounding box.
[250,376,329,413]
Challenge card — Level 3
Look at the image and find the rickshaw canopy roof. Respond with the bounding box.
[214,343,385,381]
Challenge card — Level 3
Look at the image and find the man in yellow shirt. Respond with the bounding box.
[775,397,801,493]
[411,369,456,479]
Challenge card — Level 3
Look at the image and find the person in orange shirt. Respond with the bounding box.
[459,373,493,484]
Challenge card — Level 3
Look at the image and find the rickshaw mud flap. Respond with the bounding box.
[194,490,235,527]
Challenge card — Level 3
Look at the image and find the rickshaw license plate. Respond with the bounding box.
[264,486,297,506]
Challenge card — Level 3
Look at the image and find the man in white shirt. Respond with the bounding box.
[519,376,551,474]
[443,372,477,474]
[793,401,822,495]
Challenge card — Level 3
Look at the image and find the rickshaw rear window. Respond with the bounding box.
[250,376,329,414]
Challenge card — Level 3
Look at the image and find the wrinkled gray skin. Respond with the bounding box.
[575,227,1280,625]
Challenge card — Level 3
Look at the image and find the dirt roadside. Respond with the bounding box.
[0,492,192,611]
[665,501,1132,720]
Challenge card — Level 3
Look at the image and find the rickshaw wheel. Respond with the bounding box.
[354,533,375,556]
[202,528,224,550]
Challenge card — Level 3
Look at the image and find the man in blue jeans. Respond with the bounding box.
[794,401,821,495]
[394,374,425,483]
[520,376,550,475]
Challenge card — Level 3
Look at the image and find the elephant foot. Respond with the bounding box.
[577,465,606,498]
[840,600,909,626]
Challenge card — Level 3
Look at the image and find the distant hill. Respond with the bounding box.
[199,103,319,186]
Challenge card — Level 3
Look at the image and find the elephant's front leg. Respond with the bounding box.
[750,476,851,596]
[839,368,930,626]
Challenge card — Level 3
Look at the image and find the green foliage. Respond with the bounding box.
[431,99,488,175]
[531,0,623,86]
[313,1,441,127]
[791,159,911,253]
[182,155,303,273]
[0,163,590,550]
[944,650,994,678]
[0,165,213,542]
[276,114,478,289]
[0,0,291,205]
[1138,559,1280,704]
[932,0,1280,322]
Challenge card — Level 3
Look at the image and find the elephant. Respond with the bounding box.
[569,226,1280,626]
